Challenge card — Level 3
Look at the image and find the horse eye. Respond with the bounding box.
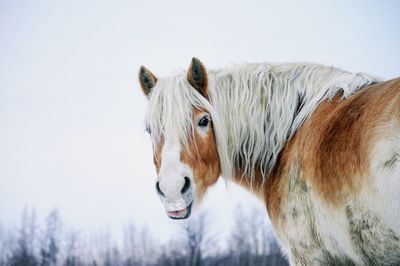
[198,116,209,128]
[146,126,151,135]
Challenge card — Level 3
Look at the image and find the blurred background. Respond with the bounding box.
[0,0,399,265]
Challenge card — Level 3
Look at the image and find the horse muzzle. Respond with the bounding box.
[162,195,193,219]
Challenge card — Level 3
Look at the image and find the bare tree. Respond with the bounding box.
[139,227,156,266]
[229,205,252,266]
[63,231,83,266]
[39,210,61,266]
[229,204,288,266]
[123,222,139,265]
[103,247,121,266]
[0,222,12,266]
[179,209,217,266]
[123,222,159,266]
[8,208,38,266]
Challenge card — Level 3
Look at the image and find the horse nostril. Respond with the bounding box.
[181,177,191,194]
[156,181,165,197]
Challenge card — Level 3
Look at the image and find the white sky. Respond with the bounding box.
[0,0,399,242]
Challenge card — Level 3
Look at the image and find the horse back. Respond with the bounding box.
[297,77,400,204]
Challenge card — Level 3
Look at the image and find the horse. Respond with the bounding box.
[138,58,400,265]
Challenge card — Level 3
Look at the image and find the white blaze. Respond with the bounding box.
[158,135,193,211]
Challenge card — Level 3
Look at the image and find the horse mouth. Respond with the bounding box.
[167,202,192,220]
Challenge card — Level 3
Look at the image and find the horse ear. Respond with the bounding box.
[139,66,157,96]
[187,57,208,98]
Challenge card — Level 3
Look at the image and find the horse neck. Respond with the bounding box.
[207,63,378,186]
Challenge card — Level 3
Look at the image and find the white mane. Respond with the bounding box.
[145,63,379,184]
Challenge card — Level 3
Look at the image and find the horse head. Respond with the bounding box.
[139,58,220,219]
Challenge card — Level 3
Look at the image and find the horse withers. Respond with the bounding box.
[138,58,400,265]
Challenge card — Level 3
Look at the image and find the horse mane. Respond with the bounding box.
[145,63,379,185]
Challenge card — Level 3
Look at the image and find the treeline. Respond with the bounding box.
[0,206,288,266]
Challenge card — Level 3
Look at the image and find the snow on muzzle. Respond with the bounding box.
[161,192,193,219]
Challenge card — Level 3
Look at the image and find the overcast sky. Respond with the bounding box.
[0,0,399,241]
